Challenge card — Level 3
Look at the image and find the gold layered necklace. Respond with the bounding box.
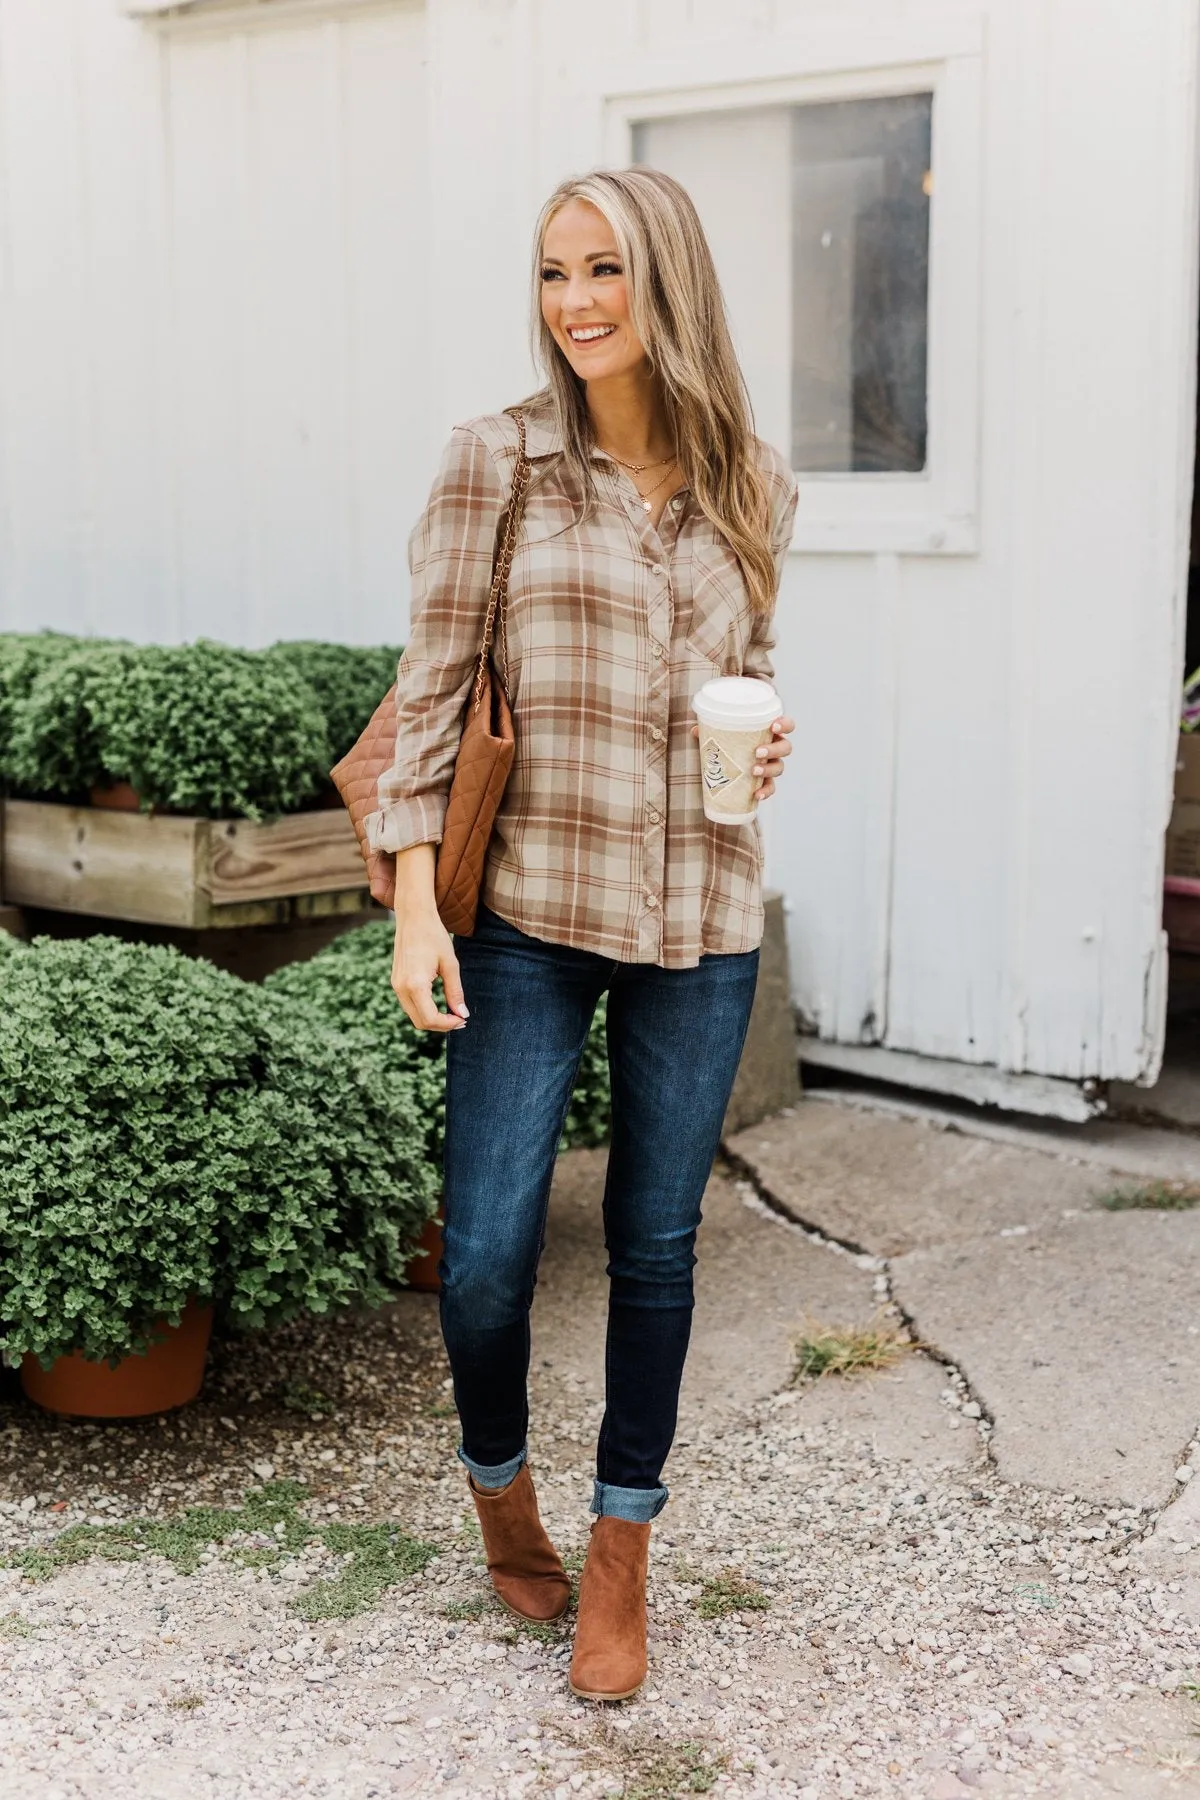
[630,462,679,513]
[600,447,676,474]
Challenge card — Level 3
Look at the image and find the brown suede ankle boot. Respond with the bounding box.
[568,1516,651,1701]
[468,1462,570,1622]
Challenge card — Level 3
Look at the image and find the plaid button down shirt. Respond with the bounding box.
[365,402,797,969]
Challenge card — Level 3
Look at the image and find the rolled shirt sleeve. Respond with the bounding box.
[364,427,507,856]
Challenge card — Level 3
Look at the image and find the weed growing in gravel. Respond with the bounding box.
[792,1316,906,1381]
[580,1727,728,1797]
[442,1597,489,1621]
[691,1570,770,1621]
[0,1611,32,1638]
[1,1480,437,1622]
[515,1615,572,1643]
[279,1380,334,1418]
[562,1546,586,1576]
[168,1693,205,1711]
[293,1520,435,1621]
[1181,1673,1200,1703]
[1096,1181,1200,1211]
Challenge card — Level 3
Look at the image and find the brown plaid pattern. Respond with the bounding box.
[365,401,797,968]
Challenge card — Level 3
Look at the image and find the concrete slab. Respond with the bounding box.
[731,1097,1200,1509]
[530,1146,881,1428]
[727,1100,1111,1257]
[808,1084,1200,1185]
[788,1349,982,1475]
[891,1208,1200,1508]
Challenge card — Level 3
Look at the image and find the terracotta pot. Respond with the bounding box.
[89,779,142,812]
[20,1299,214,1419]
[406,1211,444,1293]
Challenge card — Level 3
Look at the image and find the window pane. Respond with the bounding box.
[791,94,932,473]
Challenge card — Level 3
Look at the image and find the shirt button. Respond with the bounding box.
[645,893,659,909]
[650,726,664,741]
[650,641,664,658]
[647,808,660,824]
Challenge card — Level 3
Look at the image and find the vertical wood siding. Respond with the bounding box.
[0,0,1196,1089]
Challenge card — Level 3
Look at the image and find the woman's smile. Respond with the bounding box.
[567,323,617,344]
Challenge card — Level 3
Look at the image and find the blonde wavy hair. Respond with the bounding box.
[526,167,777,615]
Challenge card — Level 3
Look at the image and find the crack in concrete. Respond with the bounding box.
[720,1141,1177,1556]
[721,1140,999,1474]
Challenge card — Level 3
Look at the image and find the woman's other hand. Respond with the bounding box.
[389,843,470,1032]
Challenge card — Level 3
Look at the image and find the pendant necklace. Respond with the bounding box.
[633,462,679,512]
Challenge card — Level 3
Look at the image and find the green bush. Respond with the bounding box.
[6,640,329,818]
[265,641,404,763]
[264,921,613,1163]
[0,632,93,772]
[265,922,446,1168]
[0,936,438,1369]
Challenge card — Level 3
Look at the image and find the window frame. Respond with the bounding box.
[119,0,391,26]
[603,23,983,556]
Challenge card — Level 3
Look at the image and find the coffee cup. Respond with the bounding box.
[691,676,784,825]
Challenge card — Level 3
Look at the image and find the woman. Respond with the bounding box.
[365,168,798,1702]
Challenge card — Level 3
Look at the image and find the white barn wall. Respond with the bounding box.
[0,0,1197,1097]
[0,0,429,646]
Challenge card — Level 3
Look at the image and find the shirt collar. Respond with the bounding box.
[518,406,620,466]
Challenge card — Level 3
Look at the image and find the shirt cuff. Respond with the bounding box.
[363,793,447,856]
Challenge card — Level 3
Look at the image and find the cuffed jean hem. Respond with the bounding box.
[456,1444,527,1489]
[590,1479,668,1523]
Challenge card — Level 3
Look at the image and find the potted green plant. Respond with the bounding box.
[0,935,438,1417]
[264,640,405,766]
[264,922,613,1290]
[5,639,330,817]
[0,631,92,776]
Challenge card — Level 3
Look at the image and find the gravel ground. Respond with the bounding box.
[2,1149,1200,1800]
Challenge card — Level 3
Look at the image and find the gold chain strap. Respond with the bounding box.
[472,410,530,711]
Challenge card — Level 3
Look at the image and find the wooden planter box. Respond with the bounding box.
[1,798,370,929]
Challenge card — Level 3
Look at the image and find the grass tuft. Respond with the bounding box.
[442,1596,489,1621]
[792,1315,907,1382]
[1096,1181,1200,1211]
[1,1479,437,1622]
[0,1611,33,1638]
[583,1730,728,1798]
[168,1692,205,1711]
[692,1569,770,1621]
[291,1520,436,1621]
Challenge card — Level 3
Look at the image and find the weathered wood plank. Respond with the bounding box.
[203,810,366,904]
[1,800,205,928]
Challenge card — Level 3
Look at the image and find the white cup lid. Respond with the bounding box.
[691,675,783,728]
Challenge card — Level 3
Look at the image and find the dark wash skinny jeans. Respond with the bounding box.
[439,903,759,1524]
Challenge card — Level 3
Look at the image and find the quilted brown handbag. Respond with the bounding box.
[330,410,531,933]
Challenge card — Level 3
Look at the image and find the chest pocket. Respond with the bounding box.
[510,470,580,555]
[685,529,751,671]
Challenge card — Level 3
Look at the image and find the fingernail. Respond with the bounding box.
[455,1004,470,1019]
